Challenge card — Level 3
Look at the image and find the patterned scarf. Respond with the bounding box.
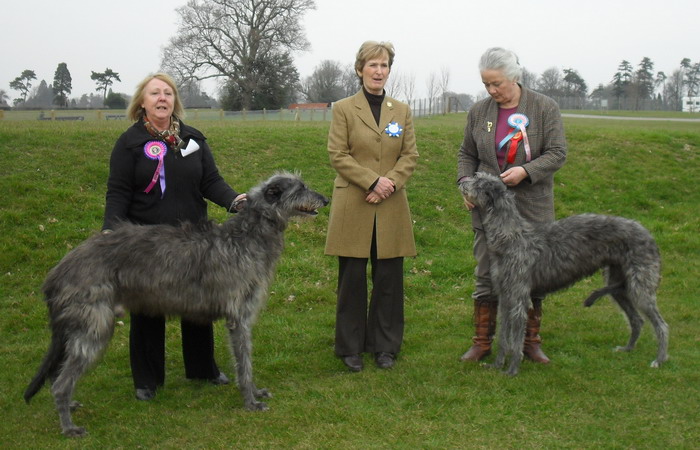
[143,115,185,151]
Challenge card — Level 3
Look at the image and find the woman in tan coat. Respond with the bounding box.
[325,41,419,372]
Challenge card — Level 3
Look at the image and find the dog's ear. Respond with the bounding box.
[263,177,295,203]
[263,182,284,203]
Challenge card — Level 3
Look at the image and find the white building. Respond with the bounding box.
[682,97,700,113]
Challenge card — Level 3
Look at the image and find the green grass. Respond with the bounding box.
[1,115,699,448]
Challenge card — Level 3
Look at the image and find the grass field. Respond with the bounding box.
[0,114,698,448]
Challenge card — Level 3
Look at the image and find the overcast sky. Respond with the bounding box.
[2,0,697,104]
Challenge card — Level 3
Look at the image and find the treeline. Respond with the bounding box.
[519,57,700,111]
[2,0,698,113]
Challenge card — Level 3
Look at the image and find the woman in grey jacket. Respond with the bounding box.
[457,47,567,363]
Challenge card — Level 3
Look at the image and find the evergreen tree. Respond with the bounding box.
[9,69,37,105]
[91,68,121,105]
[52,63,72,108]
[635,57,655,106]
[220,51,299,111]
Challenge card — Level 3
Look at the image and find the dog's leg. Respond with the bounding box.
[50,301,114,437]
[632,292,669,368]
[604,266,643,353]
[50,338,97,438]
[226,314,270,411]
[611,294,644,353]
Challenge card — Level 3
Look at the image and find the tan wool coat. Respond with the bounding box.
[324,90,419,259]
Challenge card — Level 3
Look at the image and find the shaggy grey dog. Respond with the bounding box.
[459,172,669,376]
[24,172,328,437]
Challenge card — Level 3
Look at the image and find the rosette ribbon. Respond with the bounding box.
[384,121,403,137]
[143,141,167,198]
[497,113,532,164]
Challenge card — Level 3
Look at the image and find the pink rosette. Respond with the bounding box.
[143,141,167,197]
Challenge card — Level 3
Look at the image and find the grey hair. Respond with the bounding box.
[478,47,522,82]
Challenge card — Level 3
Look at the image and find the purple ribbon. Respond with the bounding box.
[143,141,167,197]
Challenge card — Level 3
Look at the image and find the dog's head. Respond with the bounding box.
[249,171,329,218]
[458,172,508,209]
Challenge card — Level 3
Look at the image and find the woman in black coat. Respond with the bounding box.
[103,73,246,400]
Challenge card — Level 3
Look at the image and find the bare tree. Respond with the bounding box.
[162,0,315,110]
[300,60,345,103]
[520,67,539,89]
[438,66,450,95]
[341,65,359,97]
[537,67,563,98]
[425,72,438,114]
[663,69,684,111]
[385,69,403,99]
[402,72,416,105]
[437,66,451,113]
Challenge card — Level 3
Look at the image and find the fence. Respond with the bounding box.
[0,97,455,122]
[548,95,685,112]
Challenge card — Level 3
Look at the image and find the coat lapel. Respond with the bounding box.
[353,91,381,135]
[379,99,396,133]
[353,90,397,136]
[483,99,500,171]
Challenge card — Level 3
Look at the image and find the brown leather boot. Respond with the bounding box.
[523,298,550,364]
[460,299,497,361]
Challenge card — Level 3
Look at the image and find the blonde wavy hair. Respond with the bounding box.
[126,72,185,122]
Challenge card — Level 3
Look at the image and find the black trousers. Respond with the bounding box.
[334,233,404,356]
[129,313,220,390]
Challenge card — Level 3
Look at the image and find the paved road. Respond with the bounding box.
[562,113,700,122]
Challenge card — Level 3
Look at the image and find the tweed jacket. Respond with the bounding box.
[457,86,566,227]
[324,90,419,259]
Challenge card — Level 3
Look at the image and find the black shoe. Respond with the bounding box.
[341,354,363,372]
[375,352,395,369]
[210,372,230,385]
[135,388,156,401]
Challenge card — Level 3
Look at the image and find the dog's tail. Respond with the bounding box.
[584,282,626,307]
[24,330,65,403]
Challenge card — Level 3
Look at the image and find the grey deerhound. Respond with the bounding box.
[459,172,669,376]
[24,172,328,437]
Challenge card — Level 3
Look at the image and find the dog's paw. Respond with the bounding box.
[245,401,269,411]
[614,345,633,353]
[255,388,271,399]
[63,426,87,438]
[503,368,519,377]
[650,360,661,368]
[69,401,83,412]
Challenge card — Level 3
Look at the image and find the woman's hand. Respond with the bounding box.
[366,191,383,204]
[231,193,248,212]
[463,196,475,211]
[373,176,395,200]
[500,167,528,187]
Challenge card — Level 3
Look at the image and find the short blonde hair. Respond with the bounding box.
[126,72,185,122]
[354,41,395,81]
